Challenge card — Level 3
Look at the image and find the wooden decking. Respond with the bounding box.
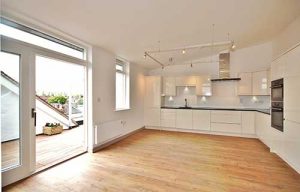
[4,129,300,191]
[2,126,86,171]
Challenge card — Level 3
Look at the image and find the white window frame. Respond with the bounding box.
[115,58,130,111]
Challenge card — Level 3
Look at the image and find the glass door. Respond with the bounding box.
[1,38,35,186]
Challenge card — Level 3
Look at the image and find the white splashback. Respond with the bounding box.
[163,81,270,109]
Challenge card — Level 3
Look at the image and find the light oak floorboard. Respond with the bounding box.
[4,129,300,192]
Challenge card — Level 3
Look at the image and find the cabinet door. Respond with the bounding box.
[145,76,161,108]
[144,108,161,127]
[160,109,176,128]
[252,71,269,95]
[284,76,300,123]
[163,77,176,96]
[211,111,241,124]
[241,111,255,134]
[271,56,286,81]
[238,72,252,95]
[196,76,212,96]
[192,110,210,131]
[176,109,193,129]
[175,76,196,86]
[285,45,300,77]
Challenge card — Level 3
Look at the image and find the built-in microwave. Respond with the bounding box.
[271,78,283,102]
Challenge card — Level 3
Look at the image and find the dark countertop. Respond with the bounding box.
[161,106,271,115]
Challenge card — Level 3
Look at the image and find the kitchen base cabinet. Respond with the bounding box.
[192,110,210,131]
[241,111,255,135]
[160,109,176,128]
[211,123,241,133]
[176,109,193,129]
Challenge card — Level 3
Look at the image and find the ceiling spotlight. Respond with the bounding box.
[182,49,186,54]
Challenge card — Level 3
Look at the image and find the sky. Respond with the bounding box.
[0,52,84,95]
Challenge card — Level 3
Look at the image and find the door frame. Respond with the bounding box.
[1,36,89,186]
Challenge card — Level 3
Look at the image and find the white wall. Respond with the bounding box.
[272,15,300,59]
[92,46,145,147]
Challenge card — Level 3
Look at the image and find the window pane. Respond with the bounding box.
[1,51,21,170]
[116,64,124,71]
[0,23,84,59]
[116,72,126,109]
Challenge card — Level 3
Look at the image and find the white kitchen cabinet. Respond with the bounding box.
[144,108,161,127]
[144,76,161,108]
[252,70,269,95]
[284,120,300,172]
[211,111,241,124]
[211,123,241,133]
[255,112,271,148]
[176,109,193,129]
[238,72,252,95]
[210,110,242,133]
[144,76,161,127]
[195,75,212,96]
[160,109,176,128]
[162,77,176,96]
[241,111,255,135]
[192,110,210,131]
[175,76,196,86]
[284,76,300,123]
[271,56,286,81]
[285,45,300,77]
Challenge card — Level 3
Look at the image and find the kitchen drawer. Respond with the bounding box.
[211,123,241,133]
[211,111,241,124]
[161,109,176,120]
[161,119,176,128]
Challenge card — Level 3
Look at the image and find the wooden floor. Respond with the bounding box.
[2,126,86,171]
[4,129,300,192]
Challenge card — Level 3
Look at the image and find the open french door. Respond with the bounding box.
[1,37,36,186]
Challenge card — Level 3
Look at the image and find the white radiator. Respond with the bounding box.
[95,120,125,145]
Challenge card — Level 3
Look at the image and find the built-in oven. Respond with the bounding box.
[271,78,284,131]
[271,102,283,132]
[271,78,283,102]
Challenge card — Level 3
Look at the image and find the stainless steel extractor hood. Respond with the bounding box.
[211,53,241,82]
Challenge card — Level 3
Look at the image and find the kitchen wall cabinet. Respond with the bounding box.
[238,72,252,95]
[252,70,269,95]
[192,110,210,131]
[144,76,161,127]
[195,75,212,96]
[160,109,176,128]
[238,70,270,96]
[162,77,176,96]
[175,76,196,86]
[241,111,255,135]
[176,109,193,129]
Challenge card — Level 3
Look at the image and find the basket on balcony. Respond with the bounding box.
[43,123,63,135]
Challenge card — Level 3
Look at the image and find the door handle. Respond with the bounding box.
[31,108,36,126]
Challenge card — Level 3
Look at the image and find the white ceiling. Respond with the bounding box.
[2,0,300,68]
